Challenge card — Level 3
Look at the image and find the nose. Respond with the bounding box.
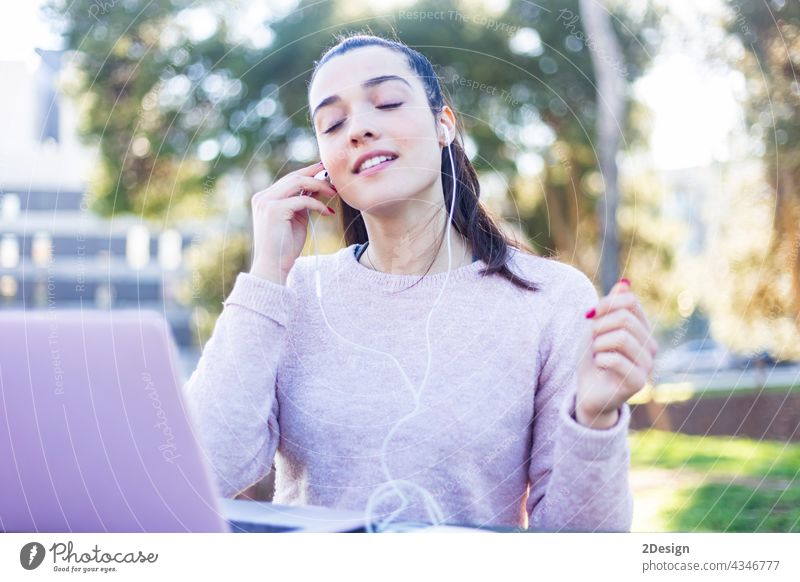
[347,107,381,146]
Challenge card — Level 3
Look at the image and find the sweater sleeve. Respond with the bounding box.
[182,265,302,499]
[526,268,634,532]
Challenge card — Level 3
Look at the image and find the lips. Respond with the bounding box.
[357,156,397,177]
[352,150,398,174]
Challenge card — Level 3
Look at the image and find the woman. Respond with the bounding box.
[184,34,658,532]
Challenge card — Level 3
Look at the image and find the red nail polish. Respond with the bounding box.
[327,206,335,214]
[331,184,338,192]
[619,278,631,287]
[585,308,596,319]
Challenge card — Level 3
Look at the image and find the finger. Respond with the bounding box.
[591,289,638,320]
[293,160,326,177]
[593,327,654,373]
[603,280,654,334]
[281,194,336,218]
[622,289,654,338]
[589,287,657,353]
[595,309,657,359]
[592,307,658,358]
[253,162,330,201]
[260,174,339,200]
[593,350,648,394]
[290,176,339,200]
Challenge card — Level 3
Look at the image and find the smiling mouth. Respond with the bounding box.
[356,156,398,176]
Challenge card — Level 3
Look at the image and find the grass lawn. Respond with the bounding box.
[628,429,800,532]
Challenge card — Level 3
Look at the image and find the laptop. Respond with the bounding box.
[0,308,369,533]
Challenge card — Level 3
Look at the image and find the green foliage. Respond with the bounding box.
[50,0,660,234]
[722,0,800,348]
[177,230,251,344]
[49,0,663,327]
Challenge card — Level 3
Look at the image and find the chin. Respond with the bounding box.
[346,180,409,212]
[349,166,439,211]
[351,195,409,217]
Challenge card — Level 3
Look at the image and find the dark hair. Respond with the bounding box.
[307,33,540,293]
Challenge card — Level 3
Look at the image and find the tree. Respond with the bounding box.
[719,0,800,356]
[48,0,663,338]
[579,0,626,294]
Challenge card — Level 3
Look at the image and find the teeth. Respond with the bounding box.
[358,155,395,173]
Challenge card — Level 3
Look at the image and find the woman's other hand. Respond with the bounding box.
[575,279,658,429]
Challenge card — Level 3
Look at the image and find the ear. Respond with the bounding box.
[438,105,456,146]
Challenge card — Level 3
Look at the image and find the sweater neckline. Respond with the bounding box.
[338,243,487,291]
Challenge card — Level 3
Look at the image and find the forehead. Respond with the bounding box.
[309,46,421,106]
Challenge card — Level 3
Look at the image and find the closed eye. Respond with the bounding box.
[323,102,404,134]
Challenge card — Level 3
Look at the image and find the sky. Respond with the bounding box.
[635,53,745,169]
[0,0,743,171]
[0,2,63,62]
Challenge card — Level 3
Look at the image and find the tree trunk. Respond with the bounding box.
[579,0,627,294]
[543,182,575,257]
[775,165,800,323]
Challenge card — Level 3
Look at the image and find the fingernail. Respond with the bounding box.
[327,206,336,214]
[619,278,631,288]
[585,308,596,319]
[331,184,338,192]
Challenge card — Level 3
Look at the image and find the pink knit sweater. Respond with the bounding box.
[183,244,633,531]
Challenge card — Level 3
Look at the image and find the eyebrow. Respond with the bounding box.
[311,75,412,122]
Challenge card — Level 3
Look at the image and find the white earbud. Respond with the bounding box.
[440,123,450,145]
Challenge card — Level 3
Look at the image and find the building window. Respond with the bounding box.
[32,232,53,267]
[0,234,20,268]
[95,283,115,309]
[1,193,21,221]
[126,224,150,269]
[0,275,18,300]
[159,229,183,270]
[35,49,62,144]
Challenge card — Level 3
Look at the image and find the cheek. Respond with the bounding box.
[398,129,440,175]
[408,140,443,181]
[318,143,348,177]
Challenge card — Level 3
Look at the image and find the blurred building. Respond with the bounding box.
[0,51,203,379]
[658,157,766,346]
[658,164,719,342]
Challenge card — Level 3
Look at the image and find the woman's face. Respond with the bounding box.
[308,46,447,215]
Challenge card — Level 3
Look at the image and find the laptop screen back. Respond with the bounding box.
[0,309,230,533]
